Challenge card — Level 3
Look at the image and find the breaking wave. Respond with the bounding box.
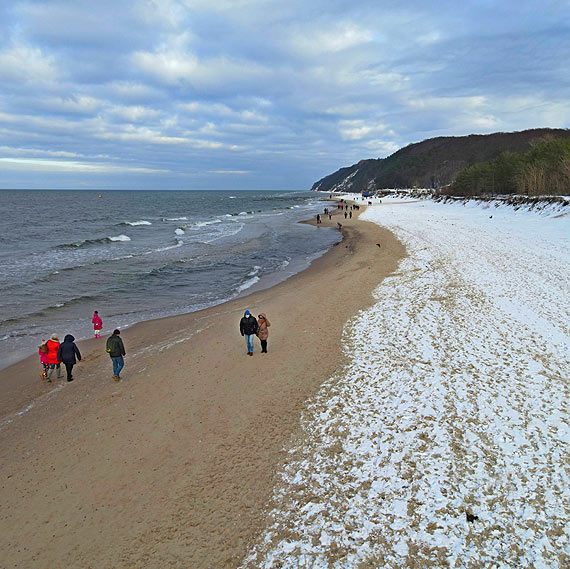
[123,220,151,226]
[56,234,131,249]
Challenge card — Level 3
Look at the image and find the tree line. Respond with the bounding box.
[451,138,570,196]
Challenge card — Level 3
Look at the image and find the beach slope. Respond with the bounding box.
[0,207,404,569]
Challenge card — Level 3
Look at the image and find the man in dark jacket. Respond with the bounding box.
[239,310,258,356]
[57,334,81,382]
[106,329,126,381]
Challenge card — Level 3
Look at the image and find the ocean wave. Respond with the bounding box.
[175,228,185,235]
[56,237,108,249]
[0,294,98,326]
[163,216,188,221]
[201,223,244,243]
[227,211,259,216]
[235,275,260,294]
[56,234,131,248]
[123,220,152,226]
[154,239,184,252]
[193,219,222,228]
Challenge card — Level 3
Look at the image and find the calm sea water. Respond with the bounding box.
[0,190,338,368]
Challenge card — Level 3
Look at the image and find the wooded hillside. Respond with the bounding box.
[312,128,570,195]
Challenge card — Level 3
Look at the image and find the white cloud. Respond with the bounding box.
[132,42,269,88]
[95,124,243,150]
[0,146,82,158]
[132,49,199,84]
[41,95,102,114]
[0,44,59,85]
[0,157,168,174]
[361,139,401,156]
[291,23,373,57]
[209,169,250,174]
[108,81,163,101]
[406,95,488,111]
[339,119,391,141]
[178,101,269,123]
[108,105,162,122]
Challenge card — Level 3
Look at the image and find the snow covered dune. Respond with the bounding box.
[243,199,570,568]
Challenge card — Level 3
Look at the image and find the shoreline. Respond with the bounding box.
[0,190,338,372]
[0,202,406,568]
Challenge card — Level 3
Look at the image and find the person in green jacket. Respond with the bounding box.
[106,329,126,381]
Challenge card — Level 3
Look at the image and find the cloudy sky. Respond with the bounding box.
[1,0,569,190]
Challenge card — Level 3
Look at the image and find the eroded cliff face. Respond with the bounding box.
[311,128,570,193]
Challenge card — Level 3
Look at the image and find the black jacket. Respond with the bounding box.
[57,334,82,364]
[106,334,126,357]
[240,315,258,336]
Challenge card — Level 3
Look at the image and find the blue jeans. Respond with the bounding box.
[244,334,254,353]
[111,356,124,377]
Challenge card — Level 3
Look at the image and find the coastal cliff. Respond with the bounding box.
[311,128,570,193]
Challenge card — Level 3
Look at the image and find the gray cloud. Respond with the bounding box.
[1,0,569,189]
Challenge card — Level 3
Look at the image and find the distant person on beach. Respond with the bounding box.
[57,334,81,382]
[240,310,258,356]
[349,210,352,218]
[256,313,271,353]
[46,334,63,380]
[92,311,102,338]
[337,222,342,230]
[106,329,126,381]
[344,211,347,219]
[38,340,49,380]
[316,214,321,224]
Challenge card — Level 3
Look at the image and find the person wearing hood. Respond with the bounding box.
[256,313,271,353]
[46,334,63,380]
[239,310,258,356]
[106,329,126,381]
[92,311,103,338]
[57,334,81,382]
[38,340,49,380]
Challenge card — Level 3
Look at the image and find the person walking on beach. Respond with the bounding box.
[46,334,63,380]
[92,311,102,338]
[316,214,321,224]
[256,313,271,353]
[240,310,258,356]
[106,329,126,381]
[38,340,49,380]
[57,334,81,382]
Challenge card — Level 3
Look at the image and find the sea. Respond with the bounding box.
[0,190,339,369]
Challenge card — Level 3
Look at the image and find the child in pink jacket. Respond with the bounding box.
[38,341,49,380]
[92,311,103,338]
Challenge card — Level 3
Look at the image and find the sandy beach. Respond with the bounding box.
[0,203,405,568]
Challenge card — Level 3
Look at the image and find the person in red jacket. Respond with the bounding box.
[46,334,63,380]
[92,311,102,338]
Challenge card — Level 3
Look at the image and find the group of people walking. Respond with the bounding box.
[38,311,126,383]
[38,333,81,382]
[239,310,270,355]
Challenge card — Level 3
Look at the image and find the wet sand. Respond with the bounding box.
[0,203,405,569]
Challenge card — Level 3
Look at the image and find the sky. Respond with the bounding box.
[1,0,569,190]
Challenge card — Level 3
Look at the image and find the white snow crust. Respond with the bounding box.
[242,198,570,569]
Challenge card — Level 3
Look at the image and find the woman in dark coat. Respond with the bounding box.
[57,334,81,382]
